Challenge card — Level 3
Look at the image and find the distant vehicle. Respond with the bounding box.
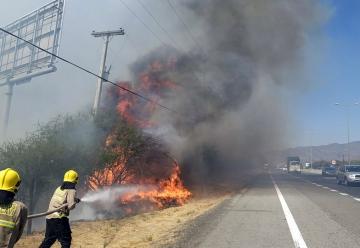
[336,165,360,186]
[287,156,301,174]
[322,165,336,177]
[305,162,311,169]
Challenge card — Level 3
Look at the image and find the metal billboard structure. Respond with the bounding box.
[0,0,65,139]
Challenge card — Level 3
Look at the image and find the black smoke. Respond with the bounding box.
[120,0,330,184]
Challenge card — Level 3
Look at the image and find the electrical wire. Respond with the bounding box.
[121,0,204,86]
[165,1,239,85]
[166,0,202,51]
[119,0,167,47]
[136,0,184,50]
[0,27,177,114]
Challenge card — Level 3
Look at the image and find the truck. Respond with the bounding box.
[287,156,301,174]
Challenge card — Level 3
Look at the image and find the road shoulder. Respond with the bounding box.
[177,174,294,248]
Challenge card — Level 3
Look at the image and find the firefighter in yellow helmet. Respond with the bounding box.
[39,170,80,248]
[0,168,28,248]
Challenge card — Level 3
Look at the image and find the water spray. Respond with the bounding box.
[80,185,151,204]
[27,185,153,220]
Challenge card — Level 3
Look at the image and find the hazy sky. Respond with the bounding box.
[0,0,192,140]
[1,0,359,148]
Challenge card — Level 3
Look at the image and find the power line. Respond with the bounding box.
[107,36,127,68]
[0,27,177,114]
[136,0,184,50]
[162,0,208,82]
[166,0,202,51]
[120,0,204,86]
[119,0,167,46]
[165,1,240,86]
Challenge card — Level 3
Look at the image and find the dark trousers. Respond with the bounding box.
[39,218,72,248]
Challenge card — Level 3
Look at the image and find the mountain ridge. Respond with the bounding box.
[271,141,360,164]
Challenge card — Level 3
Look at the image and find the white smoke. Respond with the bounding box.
[81,186,138,203]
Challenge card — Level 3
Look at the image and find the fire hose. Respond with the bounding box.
[27,203,69,220]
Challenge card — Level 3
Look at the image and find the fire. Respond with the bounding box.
[87,162,191,211]
[87,55,191,214]
[119,163,191,208]
[111,59,178,128]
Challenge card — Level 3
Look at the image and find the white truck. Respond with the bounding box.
[287,157,301,174]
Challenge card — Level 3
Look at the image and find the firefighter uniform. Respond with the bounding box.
[0,201,28,248]
[0,168,28,248]
[39,170,79,248]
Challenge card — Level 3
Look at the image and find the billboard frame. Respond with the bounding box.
[0,0,65,140]
[0,0,65,85]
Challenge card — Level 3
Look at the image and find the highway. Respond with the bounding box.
[182,170,360,248]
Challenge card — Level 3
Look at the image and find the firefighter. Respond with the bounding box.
[0,168,28,248]
[39,170,80,248]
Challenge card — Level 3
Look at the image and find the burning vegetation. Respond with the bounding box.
[84,0,327,216]
[86,54,191,214]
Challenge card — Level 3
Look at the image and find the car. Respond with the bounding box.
[322,165,337,177]
[336,165,360,186]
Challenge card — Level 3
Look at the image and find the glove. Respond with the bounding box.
[59,207,70,216]
[75,198,81,204]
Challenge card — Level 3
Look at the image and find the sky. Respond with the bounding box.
[0,0,192,141]
[296,0,360,147]
[0,0,359,148]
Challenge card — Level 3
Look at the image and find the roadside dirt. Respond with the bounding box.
[16,196,228,248]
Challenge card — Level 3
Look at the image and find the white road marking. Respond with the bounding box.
[287,173,360,204]
[271,176,308,248]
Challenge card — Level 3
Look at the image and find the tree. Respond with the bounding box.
[87,119,173,189]
[0,113,105,233]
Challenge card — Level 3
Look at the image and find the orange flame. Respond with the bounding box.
[87,57,191,213]
[87,162,191,210]
[120,163,191,208]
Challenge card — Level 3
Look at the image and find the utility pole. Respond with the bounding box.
[310,143,313,169]
[309,130,313,169]
[346,111,350,165]
[1,81,13,140]
[334,102,359,166]
[91,29,125,116]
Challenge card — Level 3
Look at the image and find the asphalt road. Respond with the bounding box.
[182,170,360,248]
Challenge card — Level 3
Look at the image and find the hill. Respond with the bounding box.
[271,141,360,165]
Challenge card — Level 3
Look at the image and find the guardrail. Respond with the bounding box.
[302,168,322,175]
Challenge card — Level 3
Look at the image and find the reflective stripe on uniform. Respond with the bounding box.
[0,219,15,229]
[0,202,17,230]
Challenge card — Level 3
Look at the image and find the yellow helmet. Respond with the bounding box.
[0,168,21,193]
[63,170,78,183]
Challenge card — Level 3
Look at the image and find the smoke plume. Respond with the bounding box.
[114,0,329,183]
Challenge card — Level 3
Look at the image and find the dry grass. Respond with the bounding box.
[16,196,227,248]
